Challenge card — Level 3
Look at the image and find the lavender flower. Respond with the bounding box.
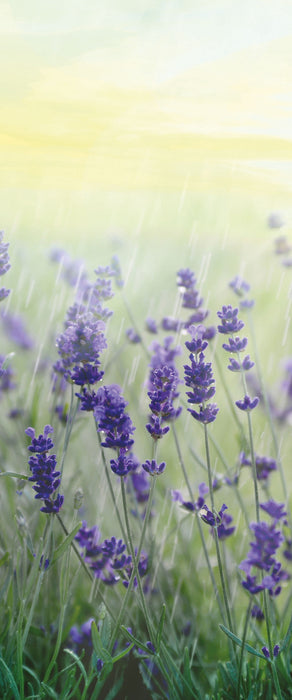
[145,318,158,334]
[235,395,259,412]
[0,355,16,395]
[172,482,209,513]
[25,425,64,514]
[141,459,166,476]
[239,516,288,597]
[146,363,181,440]
[184,326,219,425]
[1,311,34,350]
[75,523,131,585]
[217,305,245,335]
[240,452,277,481]
[94,384,135,452]
[0,232,10,300]
[199,503,235,540]
[69,618,94,651]
[126,328,141,343]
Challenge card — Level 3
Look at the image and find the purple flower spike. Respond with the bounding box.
[251,604,264,621]
[146,641,156,654]
[188,403,219,424]
[126,328,141,344]
[222,337,248,353]
[110,451,134,477]
[142,459,166,476]
[260,501,287,522]
[26,425,63,514]
[262,646,270,659]
[235,395,259,411]
[228,355,254,372]
[217,305,245,335]
[229,276,250,297]
[146,318,158,334]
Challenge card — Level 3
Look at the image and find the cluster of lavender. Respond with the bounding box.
[25,424,64,514]
[146,364,181,442]
[54,264,118,389]
[217,304,258,412]
[239,500,289,600]
[75,521,148,587]
[0,231,10,302]
[184,324,218,424]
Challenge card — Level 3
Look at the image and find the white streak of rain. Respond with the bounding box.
[281,314,290,347]
[25,279,35,308]
[128,353,141,385]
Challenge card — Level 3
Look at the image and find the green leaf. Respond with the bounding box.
[112,642,134,663]
[280,614,292,652]
[91,621,113,667]
[63,648,88,684]
[100,609,111,649]
[0,657,21,700]
[51,522,82,566]
[156,603,166,652]
[91,620,104,658]
[0,552,9,567]
[219,624,267,660]
[120,626,153,655]
[40,682,59,698]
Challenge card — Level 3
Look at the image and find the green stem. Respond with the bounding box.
[172,424,226,623]
[204,424,234,637]
[236,600,252,700]
[60,386,79,478]
[94,423,127,543]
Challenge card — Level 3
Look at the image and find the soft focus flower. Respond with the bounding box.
[217,305,245,335]
[1,311,34,350]
[126,328,141,343]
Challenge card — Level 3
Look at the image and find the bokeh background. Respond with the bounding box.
[1,0,291,258]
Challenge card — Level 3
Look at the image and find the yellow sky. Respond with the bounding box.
[0,1,292,193]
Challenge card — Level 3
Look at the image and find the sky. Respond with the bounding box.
[0,0,291,200]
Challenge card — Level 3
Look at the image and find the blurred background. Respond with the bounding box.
[1,0,291,259]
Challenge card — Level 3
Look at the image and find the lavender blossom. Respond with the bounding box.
[145,318,158,334]
[0,232,10,300]
[94,384,135,452]
[240,452,277,481]
[25,425,64,514]
[126,328,141,343]
[239,517,288,597]
[217,305,245,335]
[199,503,235,540]
[1,311,34,350]
[184,326,219,425]
[235,395,259,411]
[146,363,181,440]
[141,459,166,476]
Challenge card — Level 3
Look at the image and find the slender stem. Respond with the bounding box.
[237,600,252,699]
[59,386,79,478]
[248,310,292,533]
[109,475,157,649]
[204,424,234,637]
[214,352,247,448]
[94,422,127,542]
[172,424,226,623]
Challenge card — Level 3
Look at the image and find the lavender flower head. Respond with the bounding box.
[239,508,288,597]
[0,232,10,300]
[184,326,219,424]
[25,425,64,514]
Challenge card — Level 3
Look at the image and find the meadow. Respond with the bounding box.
[0,189,291,700]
